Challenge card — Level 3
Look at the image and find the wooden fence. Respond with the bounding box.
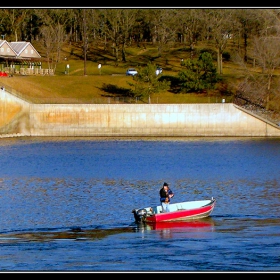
[3,67,54,76]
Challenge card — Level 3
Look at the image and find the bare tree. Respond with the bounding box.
[37,9,69,73]
[234,9,280,111]
[176,9,204,59]
[146,9,178,57]
[203,9,235,75]
[119,9,137,62]
[2,9,28,41]
[232,9,262,63]
[39,25,56,71]
[100,9,123,64]
[253,36,280,110]
[82,9,88,76]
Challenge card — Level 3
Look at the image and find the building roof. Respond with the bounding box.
[0,40,18,57]
[0,40,41,60]
[9,41,41,58]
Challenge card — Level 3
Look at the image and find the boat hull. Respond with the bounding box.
[132,198,216,224]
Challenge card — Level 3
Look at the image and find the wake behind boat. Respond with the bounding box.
[132,198,216,223]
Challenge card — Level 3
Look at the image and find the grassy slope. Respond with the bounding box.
[0,41,251,104]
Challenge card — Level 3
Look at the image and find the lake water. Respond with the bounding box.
[0,136,279,273]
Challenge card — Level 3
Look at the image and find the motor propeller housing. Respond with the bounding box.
[132,208,147,223]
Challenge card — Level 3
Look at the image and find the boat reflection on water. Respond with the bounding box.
[135,217,215,239]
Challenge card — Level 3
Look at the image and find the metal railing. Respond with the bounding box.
[2,67,54,76]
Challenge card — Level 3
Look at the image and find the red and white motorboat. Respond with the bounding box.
[132,198,216,223]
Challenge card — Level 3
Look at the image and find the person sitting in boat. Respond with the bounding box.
[159,182,174,212]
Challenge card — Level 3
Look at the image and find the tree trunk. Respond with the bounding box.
[220,53,223,75]
[217,49,222,75]
[121,43,126,62]
[266,75,272,110]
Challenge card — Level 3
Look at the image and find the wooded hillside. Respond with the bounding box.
[1,8,280,118]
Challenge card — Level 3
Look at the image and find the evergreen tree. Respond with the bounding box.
[128,62,170,102]
[178,52,220,93]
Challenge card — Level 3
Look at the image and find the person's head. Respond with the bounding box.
[163,182,169,191]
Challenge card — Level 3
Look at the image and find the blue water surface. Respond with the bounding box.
[0,136,279,272]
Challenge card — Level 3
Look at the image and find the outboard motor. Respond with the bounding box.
[132,208,147,223]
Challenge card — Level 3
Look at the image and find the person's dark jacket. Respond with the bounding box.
[159,188,174,203]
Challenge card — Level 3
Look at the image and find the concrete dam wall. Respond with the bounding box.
[1,89,280,137]
[0,89,30,136]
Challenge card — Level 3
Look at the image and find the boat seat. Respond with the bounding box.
[156,206,162,214]
[176,204,185,210]
[154,204,186,214]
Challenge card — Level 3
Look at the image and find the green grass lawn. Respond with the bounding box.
[0,42,242,104]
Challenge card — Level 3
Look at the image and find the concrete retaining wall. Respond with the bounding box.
[1,90,280,137]
[0,89,30,135]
